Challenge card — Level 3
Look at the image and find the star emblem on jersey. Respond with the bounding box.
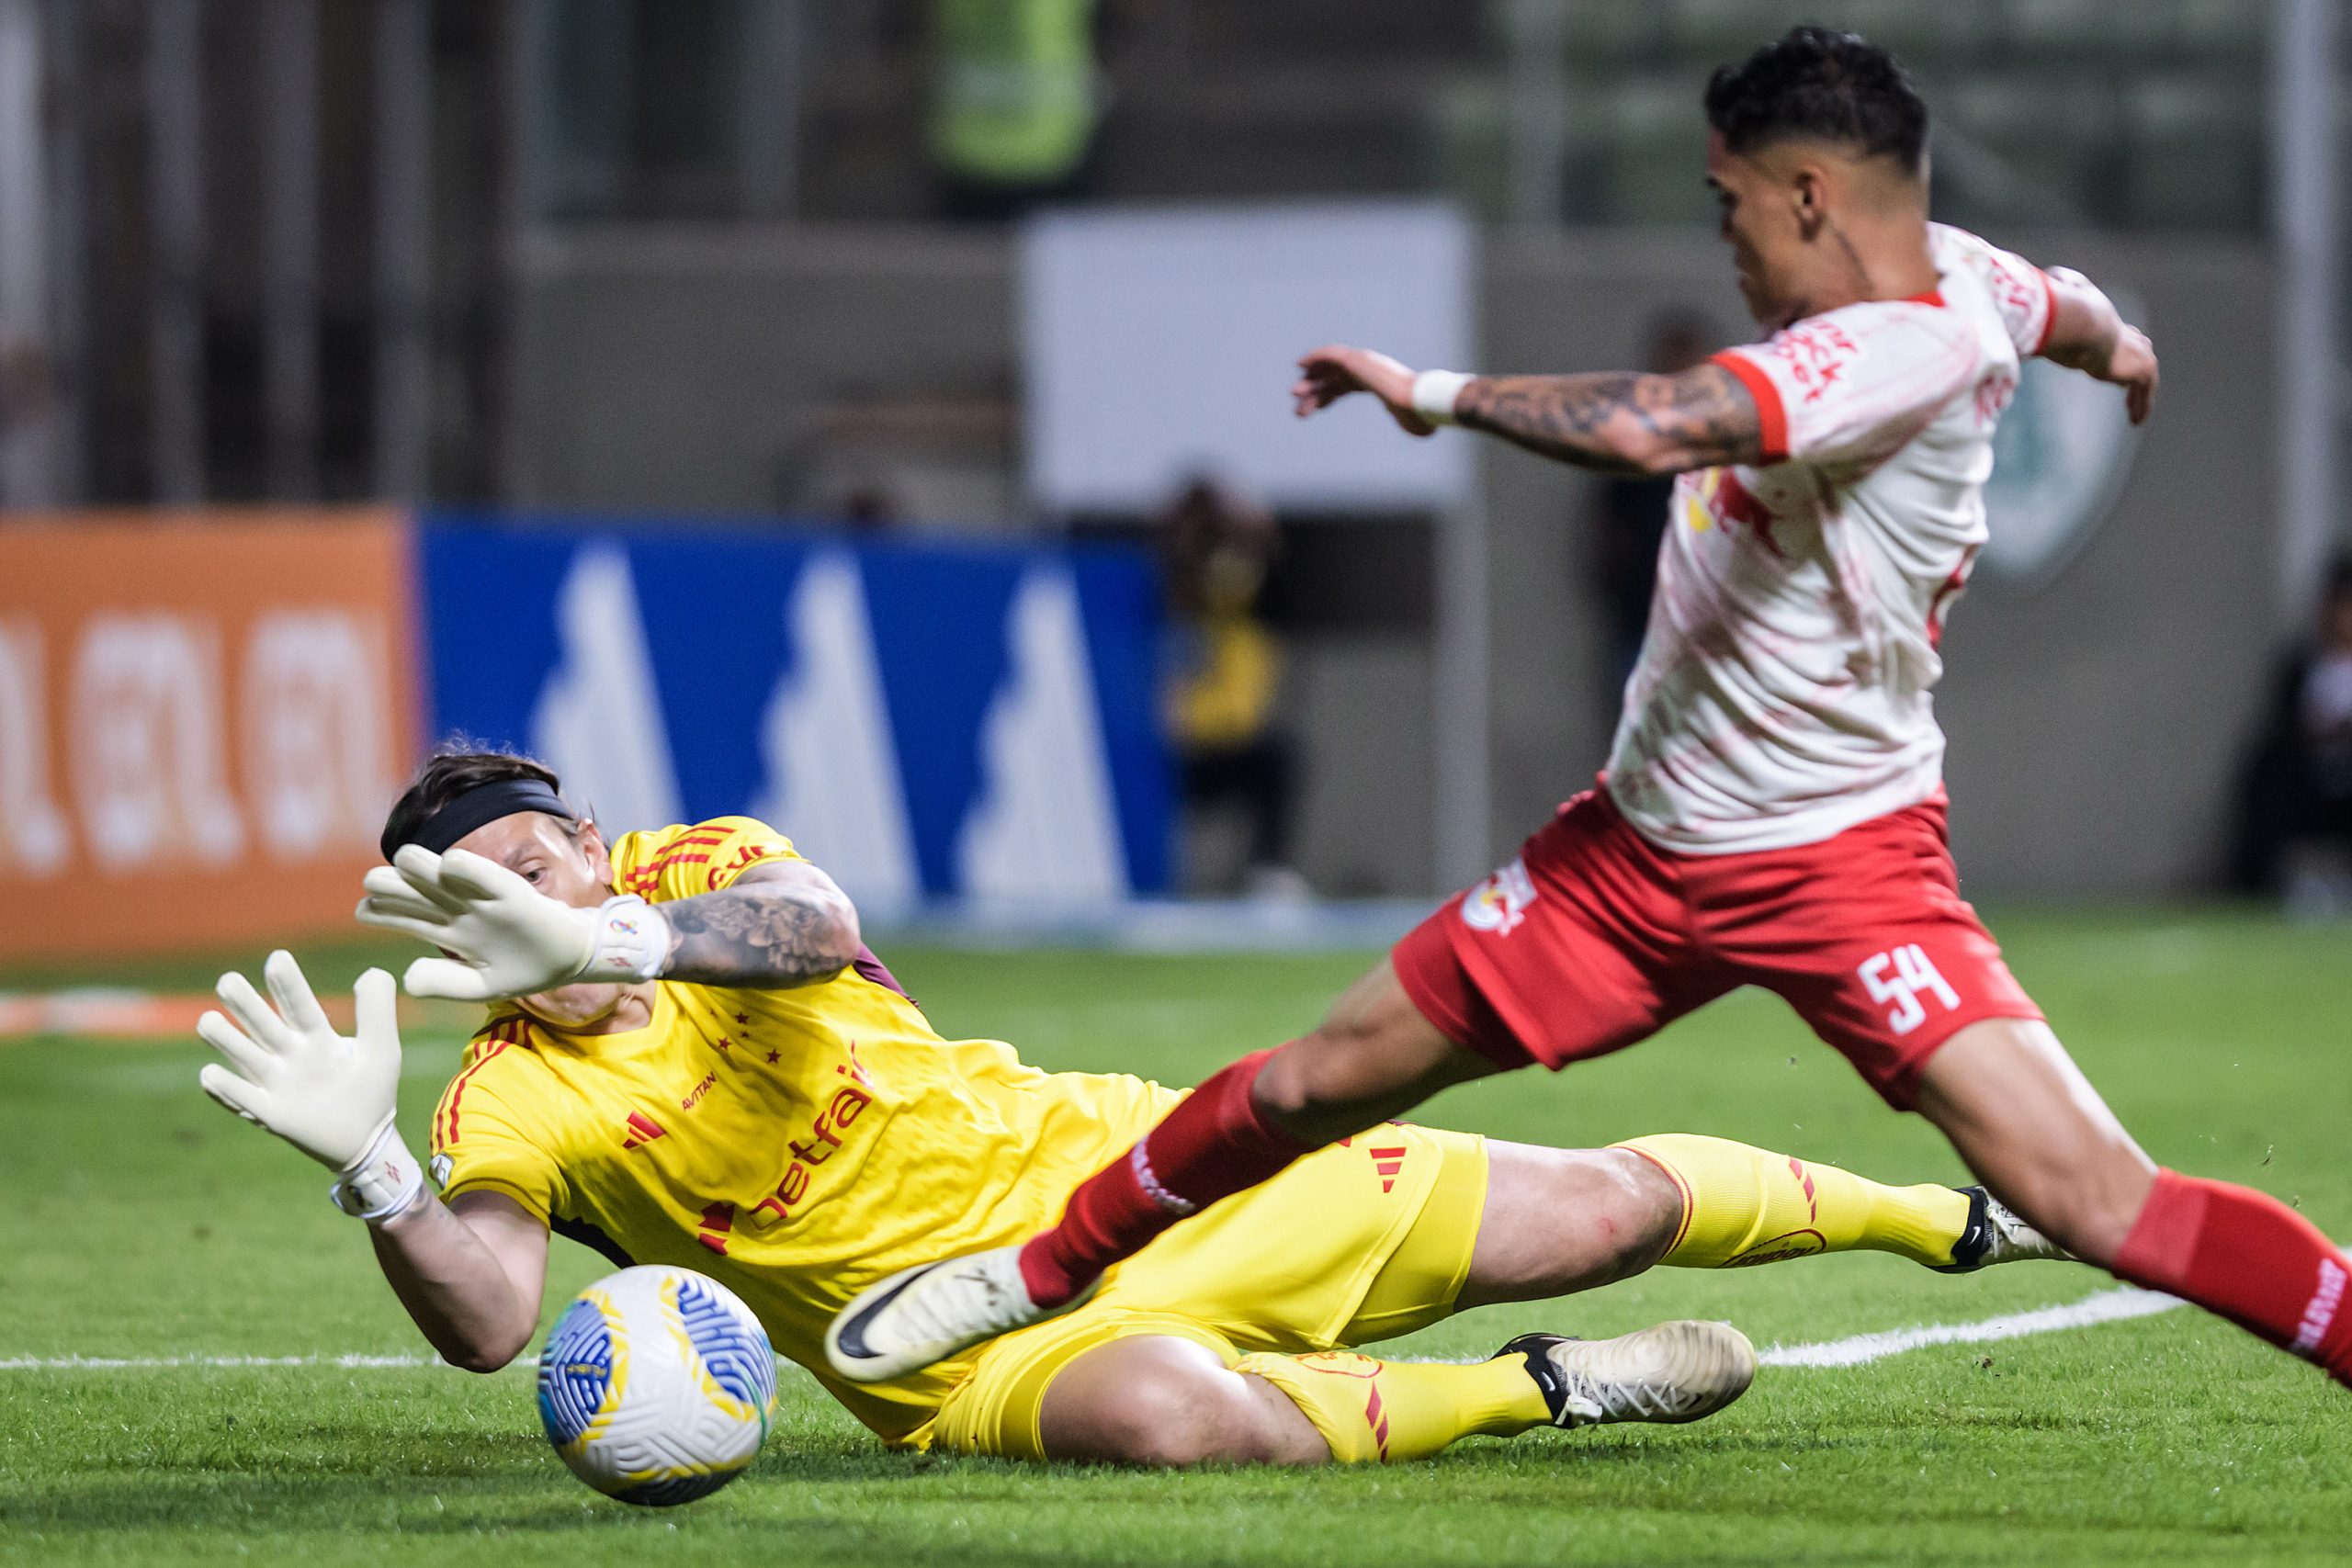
[763,1050,780,1065]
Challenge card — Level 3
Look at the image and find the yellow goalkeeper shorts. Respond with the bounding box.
[912,1123,1489,1460]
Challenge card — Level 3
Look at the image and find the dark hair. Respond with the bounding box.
[379,743,578,858]
[1704,26,1928,174]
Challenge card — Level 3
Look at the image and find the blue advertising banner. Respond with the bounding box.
[416,515,1170,904]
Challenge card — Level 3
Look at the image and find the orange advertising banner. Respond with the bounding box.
[0,510,418,960]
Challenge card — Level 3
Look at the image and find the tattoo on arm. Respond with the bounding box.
[1453,362,1764,475]
[660,884,856,988]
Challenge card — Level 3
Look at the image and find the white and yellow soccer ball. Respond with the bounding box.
[536,1265,779,1506]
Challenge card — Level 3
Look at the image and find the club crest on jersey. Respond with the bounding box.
[1681,468,1780,554]
[1461,858,1537,935]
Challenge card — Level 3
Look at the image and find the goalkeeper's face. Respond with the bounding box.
[451,810,639,1030]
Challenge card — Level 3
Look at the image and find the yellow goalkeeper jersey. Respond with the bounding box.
[425,816,1177,1440]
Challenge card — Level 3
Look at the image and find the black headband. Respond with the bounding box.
[382,778,577,862]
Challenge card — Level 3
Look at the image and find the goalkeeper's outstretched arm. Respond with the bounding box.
[194,951,549,1372]
[358,849,864,1003]
[369,1190,549,1372]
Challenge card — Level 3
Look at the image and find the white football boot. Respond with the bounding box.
[825,1245,1096,1383]
[1500,1320,1758,1427]
[1932,1186,2072,1272]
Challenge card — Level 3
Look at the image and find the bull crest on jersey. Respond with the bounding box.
[1461,858,1537,935]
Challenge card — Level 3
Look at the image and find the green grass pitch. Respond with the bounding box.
[1,908,2346,1565]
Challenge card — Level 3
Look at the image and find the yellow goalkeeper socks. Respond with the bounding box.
[1233,1349,1553,1463]
[1614,1133,1972,1269]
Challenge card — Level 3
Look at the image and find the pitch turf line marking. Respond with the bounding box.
[1755,1286,2187,1369]
[0,1288,2188,1373]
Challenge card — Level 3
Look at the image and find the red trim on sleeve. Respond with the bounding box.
[1709,350,1788,464]
[1904,287,1946,307]
[435,1036,513,1147]
[2031,268,2058,355]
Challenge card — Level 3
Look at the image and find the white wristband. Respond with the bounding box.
[329,1122,426,1223]
[1410,369,1474,425]
[581,895,674,983]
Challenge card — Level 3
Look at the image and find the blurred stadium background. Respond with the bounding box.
[2,0,2349,972]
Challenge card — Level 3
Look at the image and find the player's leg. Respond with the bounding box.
[1020,957,1495,1308]
[1916,1017,2352,1388]
[1724,802,2352,1388]
[1035,1328,1755,1466]
[924,1312,1329,1465]
[1455,1136,2049,1306]
[1036,1335,1334,1465]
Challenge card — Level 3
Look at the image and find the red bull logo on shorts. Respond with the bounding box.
[1461,857,1537,935]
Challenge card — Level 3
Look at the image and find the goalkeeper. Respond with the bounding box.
[196,748,2063,1467]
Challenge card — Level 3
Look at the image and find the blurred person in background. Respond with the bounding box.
[931,0,1103,221]
[1591,313,1715,709]
[2231,556,2352,910]
[0,336,54,505]
[1160,476,1305,900]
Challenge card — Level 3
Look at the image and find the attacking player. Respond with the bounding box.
[830,28,2352,1396]
[196,749,2065,1468]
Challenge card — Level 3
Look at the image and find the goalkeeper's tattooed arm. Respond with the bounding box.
[360,842,861,1001]
[1453,364,1765,476]
[657,861,863,988]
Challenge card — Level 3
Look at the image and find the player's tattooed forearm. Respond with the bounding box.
[1454,363,1762,474]
[661,886,856,988]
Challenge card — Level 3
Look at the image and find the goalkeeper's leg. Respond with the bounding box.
[1458,1134,2060,1309]
[1031,1326,1751,1466]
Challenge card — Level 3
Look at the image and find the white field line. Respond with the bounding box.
[1756,1286,2186,1369]
[0,1288,2188,1374]
[0,1352,470,1371]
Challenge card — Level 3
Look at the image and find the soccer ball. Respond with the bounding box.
[535,1265,779,1506]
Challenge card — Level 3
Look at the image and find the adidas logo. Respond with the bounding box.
[621,1111,667,1151]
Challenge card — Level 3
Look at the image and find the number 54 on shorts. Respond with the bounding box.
[1858,944,1961,1037]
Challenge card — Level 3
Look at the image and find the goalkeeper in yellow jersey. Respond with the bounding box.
[195,747,2063,1467]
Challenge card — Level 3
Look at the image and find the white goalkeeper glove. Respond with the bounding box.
[197,952,424,1222]
[354,844,673,1002]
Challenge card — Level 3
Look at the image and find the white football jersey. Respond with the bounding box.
[1604,223,2055,853]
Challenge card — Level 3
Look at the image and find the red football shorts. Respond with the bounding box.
[1392,786,2042,1110]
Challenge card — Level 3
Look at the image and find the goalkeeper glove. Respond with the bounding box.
[197,952,423,1222]
[354,844,673,1002]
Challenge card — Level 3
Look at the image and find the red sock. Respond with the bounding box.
[1018,1047,1316,1306]
[2110,1168,2352,1388]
